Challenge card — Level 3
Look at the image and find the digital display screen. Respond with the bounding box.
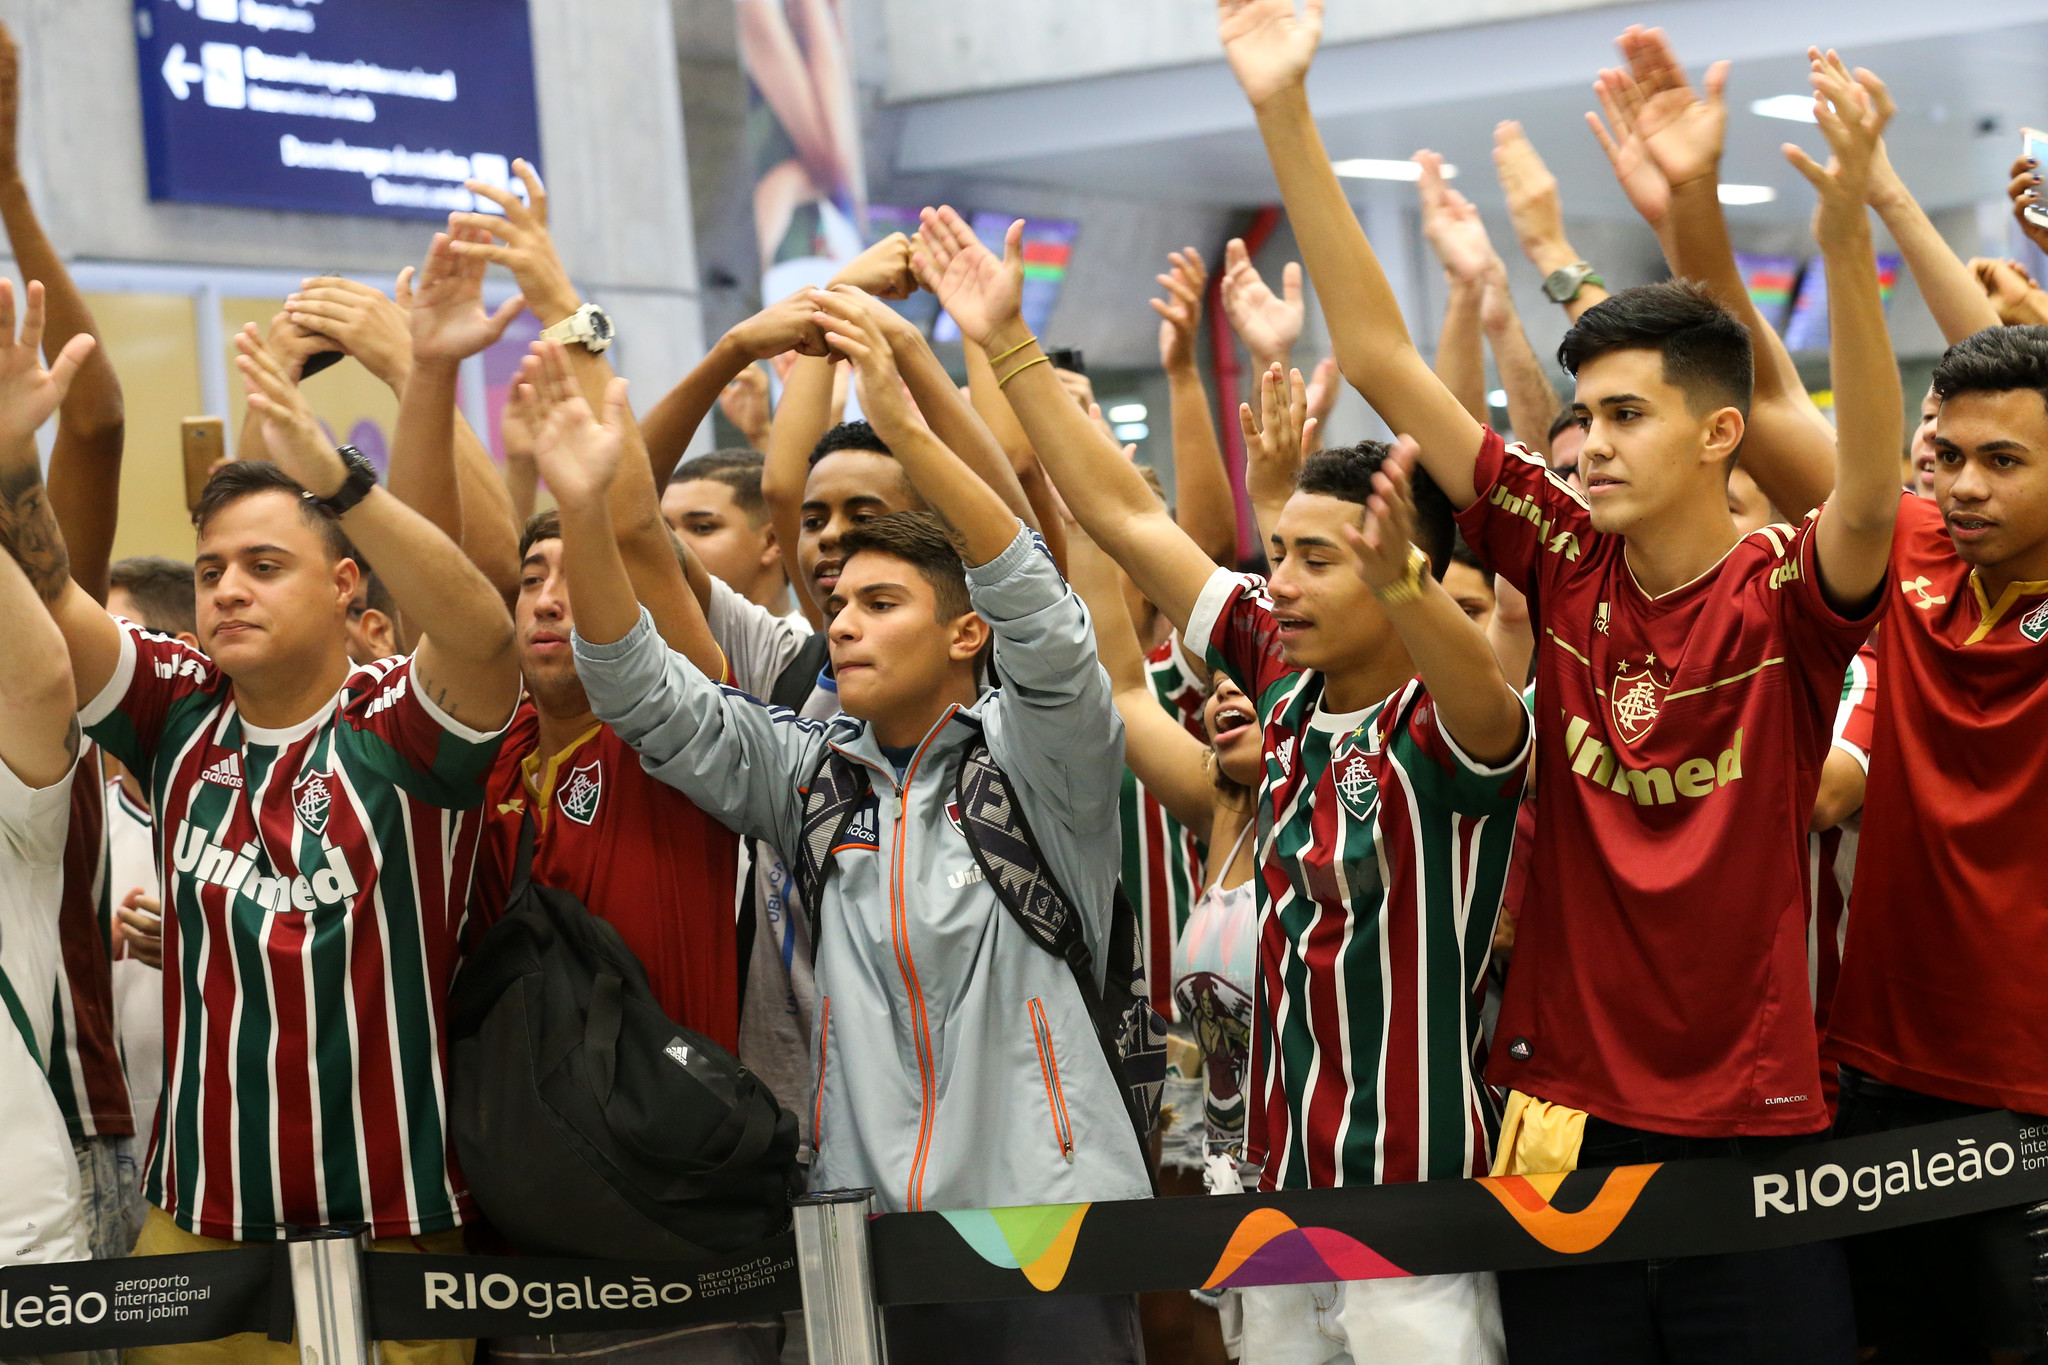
[1735,252,1799,334]
[1781,253,1902,354]
[133,0,541,221]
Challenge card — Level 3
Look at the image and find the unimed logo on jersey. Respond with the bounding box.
[172,820,359,912]
[1563,713,1744,807]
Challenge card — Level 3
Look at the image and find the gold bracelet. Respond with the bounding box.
[997,354,1052,388]
[986,335,1038,367]
[1372,545,1430,606]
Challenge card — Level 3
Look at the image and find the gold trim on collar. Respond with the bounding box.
[521,721,604,830]
[1963,572,2048,646]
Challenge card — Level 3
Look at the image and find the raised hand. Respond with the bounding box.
[1219,238,1303,370]
[285,277,414,391]
[1302,355,1339,454]
[234,323,347,496]
[1782,49,1890,235]
[449,160,581,327]
[2007,153,2048,256]
[1493,122,1568,265]
[0,281,95,451]
[1970,257,2048,326]
[809,286,926,445]
[522,339,629,509]
[1415,152,1502,285]
[725,288,831,361]
[1340,436,1426,592]
[400,227,526,365]
[1238,362,1311,516]
[1152,247,1207,372]
[1614,26,1729,192]
[718,363,773,449]
[911,206,1023,347]
[831,232,918,300]
[1586,60,1673,226]
[1217,0,1325,108]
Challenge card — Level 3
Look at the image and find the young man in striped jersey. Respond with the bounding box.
[1219,7,1902,1357]
[915,205,1530,1357]
[0,287,518,1365]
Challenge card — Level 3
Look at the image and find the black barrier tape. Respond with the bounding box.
[364,1236,802,1340]
[9,1112,2048,1352]
[0,1247,274,1353]
[871,1111,2048,1303]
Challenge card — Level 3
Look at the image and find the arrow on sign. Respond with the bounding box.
[162,44,203,100]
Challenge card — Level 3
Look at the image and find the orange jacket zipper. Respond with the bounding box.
[1029,998,1075,1163]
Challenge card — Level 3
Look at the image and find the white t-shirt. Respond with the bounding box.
[0,757,86,1265]
[107,776,163,1146]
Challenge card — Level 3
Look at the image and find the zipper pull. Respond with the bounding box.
[895,787,906,820]
[1062,1136,1074,1164]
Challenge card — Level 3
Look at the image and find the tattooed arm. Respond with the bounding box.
[0,280,122,705]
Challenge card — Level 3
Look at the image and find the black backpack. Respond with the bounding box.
[448,816,801,1260]
[790,732,1169,1169]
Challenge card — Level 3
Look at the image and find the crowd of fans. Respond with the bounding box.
[3,2,2048,1363]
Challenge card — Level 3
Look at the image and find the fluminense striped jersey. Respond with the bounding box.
[1118,633,1208,1018]
[1186,569,1528,1191]
[48,751,134,1141]
[81,622,504,1241]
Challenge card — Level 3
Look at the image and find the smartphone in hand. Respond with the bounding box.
[2025,129,2048,230]
[181,416,225,510]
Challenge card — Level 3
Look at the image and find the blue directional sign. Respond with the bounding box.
[133,0,542,221]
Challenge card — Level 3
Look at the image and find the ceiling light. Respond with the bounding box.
[1487,389,1508,408]
[1114,422,1150,441]
[1750,95,1818,123]
[1718,184,1777,205]
[1106,403,1147,423]
[1332,158,1457,182]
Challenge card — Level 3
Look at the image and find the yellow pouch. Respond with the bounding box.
[1489,1089,1589,1177]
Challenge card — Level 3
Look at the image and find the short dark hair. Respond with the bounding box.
[836,510,971,620]
[1546,408,1581,445]
[109,555,196,636]
[1293,440,1456,579]
[192,461,351,562]
[808,420,893,468]
[1449,532,1485,574]
[344,555,397,618]
[1932,325,2048,411]
[671,448,768,525]
[1558,280,1753,419]
[519,509,561,561]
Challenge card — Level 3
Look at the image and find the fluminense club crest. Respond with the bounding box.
[293,769,332,837]
[558,759,603,827]
[1609,655,1670,746]
[2022,597,2048,644]
[1334,751,1379,819]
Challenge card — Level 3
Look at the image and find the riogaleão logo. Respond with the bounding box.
[940,1203,1091,1291]
[1477,1162,1663,1254]
[1201,1208,1409,1290]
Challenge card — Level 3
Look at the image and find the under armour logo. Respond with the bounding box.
[1901,576,1948,610]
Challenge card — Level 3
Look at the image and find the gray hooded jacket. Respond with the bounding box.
[573,527,1151,1213]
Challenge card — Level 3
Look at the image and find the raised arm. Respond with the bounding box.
[1785,52,1902,611]
[1218,238,1303,383]
[1494,120,1610,324]
[236,327,518,730]
[0,540,73,789]
[1066,530,1218,839]
[960,338,1069,574]
[1482,280,1563,457]
[388,228,526,595]
[1154,247,1238,565]
[640,289,827,486]
[1866,125,2000,345]
[810,287,1018,566]
[1608,27,1837,518]
[1238,362,1313,546]
[915,207,1219,631]
[763,355,835,627]
[1219,0,1485,506]
[1343,440,1527,764]
[0,282,119,701]
[1415,152,1493,424]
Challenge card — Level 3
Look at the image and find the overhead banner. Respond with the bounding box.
[869,1111,2048,1303]
[736,0,870,301]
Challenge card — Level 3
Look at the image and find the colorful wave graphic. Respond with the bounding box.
[1478,1162,1662,1253]
[1202,1208,1411,1289]
[940,1202,1091,1291]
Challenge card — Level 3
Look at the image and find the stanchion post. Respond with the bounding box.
[792,1188,887,1365]
[287,1227,372,1365]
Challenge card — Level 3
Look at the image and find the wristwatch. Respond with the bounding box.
[1542,261,1604,304]
[540,302,614,354]
[1372,545,1431,607]
[307,445,378,517]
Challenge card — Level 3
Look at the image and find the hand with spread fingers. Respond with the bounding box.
[284,276,414,391]
[0,279,92,453]
[1217,0,1326,108]
[1152,246,1207,373]
[401,226,527,365]
[1781,48,1891,237]
[1238,361,1312,536]
[1218,237,1304,373]
[521,339,631,509]
[1341,436,1426,593]
[911,205,1024,349]
[234,322,346,497]
[1611,26,1730,194]
[448,159,581,327]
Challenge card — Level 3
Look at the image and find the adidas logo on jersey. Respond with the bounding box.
[172,820,360,911]
[1564,713,1744,807]
[200,755,243,789]
[1274,737,1295,776]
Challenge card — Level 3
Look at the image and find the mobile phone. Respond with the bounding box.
[2025,129,2048,231]
[181,416,226,509]
[1046,346,1086,376]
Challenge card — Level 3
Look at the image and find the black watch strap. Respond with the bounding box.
[312,445,378,517]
